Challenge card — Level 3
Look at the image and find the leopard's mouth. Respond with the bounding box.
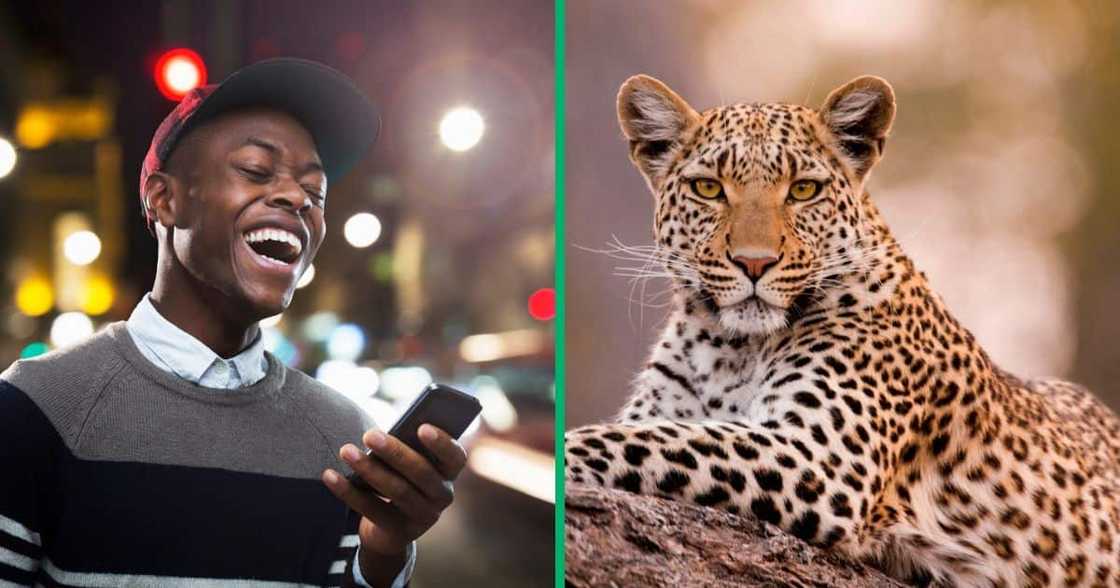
[725,295,784,313]
[715,295,792,336]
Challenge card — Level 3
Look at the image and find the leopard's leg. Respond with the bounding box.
[565,419,868,550]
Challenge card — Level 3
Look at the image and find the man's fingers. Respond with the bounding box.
[340,444,441,522]
[321,468,403,528]
[362,432,453,507]
[417,425,468,480]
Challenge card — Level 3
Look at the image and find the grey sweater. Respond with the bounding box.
[0,322,372,587]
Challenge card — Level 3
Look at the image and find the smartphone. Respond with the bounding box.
[348,383,482,491]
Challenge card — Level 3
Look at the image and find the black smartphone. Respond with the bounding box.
[348,383,482,491]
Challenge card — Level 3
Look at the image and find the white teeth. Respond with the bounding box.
[243,228,303,256]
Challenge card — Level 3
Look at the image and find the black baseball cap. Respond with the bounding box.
[140,57,379,202]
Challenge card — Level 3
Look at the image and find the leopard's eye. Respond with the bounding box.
[788,179,822,202]
[689,178,724,199]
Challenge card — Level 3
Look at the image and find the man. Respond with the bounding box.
[0,58,465,587]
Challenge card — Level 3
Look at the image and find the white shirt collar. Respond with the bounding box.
[125,293,269,389]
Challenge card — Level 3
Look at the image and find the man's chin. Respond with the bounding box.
[239,286,294,323]
[717,298,789,337]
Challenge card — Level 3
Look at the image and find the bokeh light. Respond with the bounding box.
[343,212,382,248]
[15,108,53,149]
[467,437,555,504]
[326,322,366,360]
[527,287,555,321]
[154,48,207,100]
[317,361,395,429]
[80,274,115,315]
[459,329,546,363]
[50,312,93,348]
[473,375,517,432]
[0,137,16,178]
[16,277,53,317]
[63,230,102,266]
[439,107,485,151]
[378,366,433,400]
[19,341,49,359]
[301,311,339,342]
[261,326,300,366]
[315,360,383,407]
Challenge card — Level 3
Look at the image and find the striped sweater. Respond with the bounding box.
[0,323,374,587]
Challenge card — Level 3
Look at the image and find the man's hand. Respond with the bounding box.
[322,424,468,587]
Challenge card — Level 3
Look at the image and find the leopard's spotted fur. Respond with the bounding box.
[565,75,1120,588]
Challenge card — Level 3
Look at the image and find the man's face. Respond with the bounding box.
[162,107,327,320]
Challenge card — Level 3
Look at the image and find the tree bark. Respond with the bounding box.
[565,484,906,588]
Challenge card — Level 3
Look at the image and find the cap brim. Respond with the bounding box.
[182,58,379,183]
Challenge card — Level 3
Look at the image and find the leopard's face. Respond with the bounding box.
[618,75,896,336]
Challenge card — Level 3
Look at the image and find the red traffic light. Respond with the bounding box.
[528,287,555,321]
[154,48,207,101]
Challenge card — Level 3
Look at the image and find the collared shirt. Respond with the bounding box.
[127,294,268,389]
[126,293,414,588]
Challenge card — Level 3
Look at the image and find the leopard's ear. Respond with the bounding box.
[820,76,895,181]
[617,75,699,187]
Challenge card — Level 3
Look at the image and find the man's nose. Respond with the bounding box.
[732,254,780,281]
[268,180,312,213]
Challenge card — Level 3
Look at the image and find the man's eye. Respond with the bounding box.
[239,167,271,181]
[303,187,325,203]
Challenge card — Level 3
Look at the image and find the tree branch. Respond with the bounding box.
[565,484,906,587]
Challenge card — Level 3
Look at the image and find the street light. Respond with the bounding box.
[528,287,555,321]
[439,107,484,151]
[0,137,16,179]
[50,312,94,348]
[63,230,102,266]
[154,48,207,101]
[343,213,382,248]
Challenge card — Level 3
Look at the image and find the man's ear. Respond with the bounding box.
[820,76,896,181]
[617,74,699,188]
[142,171,179,234]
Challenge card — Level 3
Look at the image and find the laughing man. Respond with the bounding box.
[0,59,465,588]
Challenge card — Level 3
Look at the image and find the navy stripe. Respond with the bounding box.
[50,457,349,584]
[0,381,61,535]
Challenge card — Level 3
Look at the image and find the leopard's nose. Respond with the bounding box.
[732,255,780,281]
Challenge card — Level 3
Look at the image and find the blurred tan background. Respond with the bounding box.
[565,0,1120,427]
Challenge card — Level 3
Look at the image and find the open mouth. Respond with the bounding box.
[243,228,303,265]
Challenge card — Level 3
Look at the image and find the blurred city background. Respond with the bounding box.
[566,0,1120,426]
[0,1,553,586]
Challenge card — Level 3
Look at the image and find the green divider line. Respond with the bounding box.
[553,0,566,585]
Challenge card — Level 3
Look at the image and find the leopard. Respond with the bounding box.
[564,73,1120,588]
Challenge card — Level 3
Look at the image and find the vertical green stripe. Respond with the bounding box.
[553,0,566,585]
